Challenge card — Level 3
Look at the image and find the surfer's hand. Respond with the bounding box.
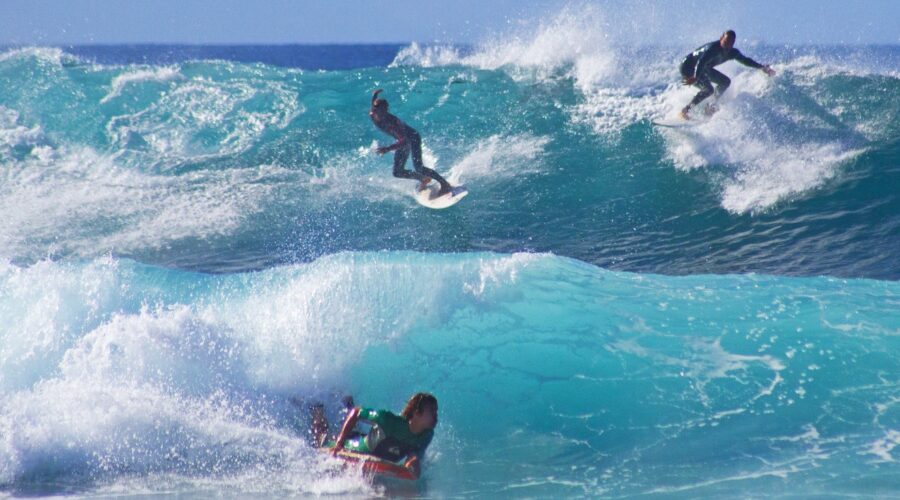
[404,456,421,478]
[762,65,776,76]
[683,76,697,85]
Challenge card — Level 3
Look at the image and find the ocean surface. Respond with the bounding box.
[1,11,899,499]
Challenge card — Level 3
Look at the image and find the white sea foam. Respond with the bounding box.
[687,337,786,409]
[307,133,548,206]
[0,113,294,260]
[392,43,464,68]
[0,46,69,65]
[463,252,541,297]
[0,252,537,488]
[393,5,618,92]
[445,133,550,185]
[0,71,305,260]
[0,107,43,155]
[106,77,301,161]
[0,257,123,393]
[785,54,900,84]
[101,65,183,104]
[573,85,669,135]
[657,68,864,213]
[868,430,900,462]
[0,357,365,493]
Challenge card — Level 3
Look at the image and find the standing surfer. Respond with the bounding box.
[369,89,454,196]
[679,30,776,119]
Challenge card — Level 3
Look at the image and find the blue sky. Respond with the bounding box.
[2,0,898,45]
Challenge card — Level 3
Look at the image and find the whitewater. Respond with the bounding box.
[1,6,899,498]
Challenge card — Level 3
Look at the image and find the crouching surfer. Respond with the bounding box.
[678,30,776,119]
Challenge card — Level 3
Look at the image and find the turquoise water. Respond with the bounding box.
[1,254,898,497]
[1,42,897,278]
[1,10,899,498]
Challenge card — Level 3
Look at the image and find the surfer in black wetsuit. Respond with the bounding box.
[369,89,453,195]
[679,30,775,119]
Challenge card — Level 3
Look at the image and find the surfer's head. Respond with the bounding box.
[720,30,736,50]
[402,392,438,431]
[370,88,389,117]
[372,98,388,112]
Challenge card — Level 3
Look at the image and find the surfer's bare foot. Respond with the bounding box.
[679,107,690,120]
[417,177,432,191]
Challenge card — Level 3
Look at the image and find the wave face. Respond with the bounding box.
[1,35,898,278]
[1,253,898,497]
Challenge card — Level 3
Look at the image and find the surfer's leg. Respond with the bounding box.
[709,69,730,97]
[410,135,452,194]
[683,75,714,117]
[392,146,420,180]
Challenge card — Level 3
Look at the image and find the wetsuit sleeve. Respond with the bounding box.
[731,49,764,69]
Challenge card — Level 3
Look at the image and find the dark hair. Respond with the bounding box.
[400,392,438,420]
[371,89,388,111]
[723,30,736,40]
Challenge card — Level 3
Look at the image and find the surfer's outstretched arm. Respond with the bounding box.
[736,52,774,74]
[733,50,776,76]
[332,406,361,455]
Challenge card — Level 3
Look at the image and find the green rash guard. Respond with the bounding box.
[333,407,433,462]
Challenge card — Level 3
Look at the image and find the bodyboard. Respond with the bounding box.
[319,447,417,481]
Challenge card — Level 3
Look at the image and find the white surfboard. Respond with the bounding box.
[414,184,468,209]
[653,104,718,128]
[651,118,693,128]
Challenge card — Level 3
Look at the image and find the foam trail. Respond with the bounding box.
[446,134,549,185]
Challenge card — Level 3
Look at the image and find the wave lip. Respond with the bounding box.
[101,65,183,104]
[392,5,618,90]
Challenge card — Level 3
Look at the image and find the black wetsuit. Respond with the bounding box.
[680,41,764,110]
[371,112,451,192]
